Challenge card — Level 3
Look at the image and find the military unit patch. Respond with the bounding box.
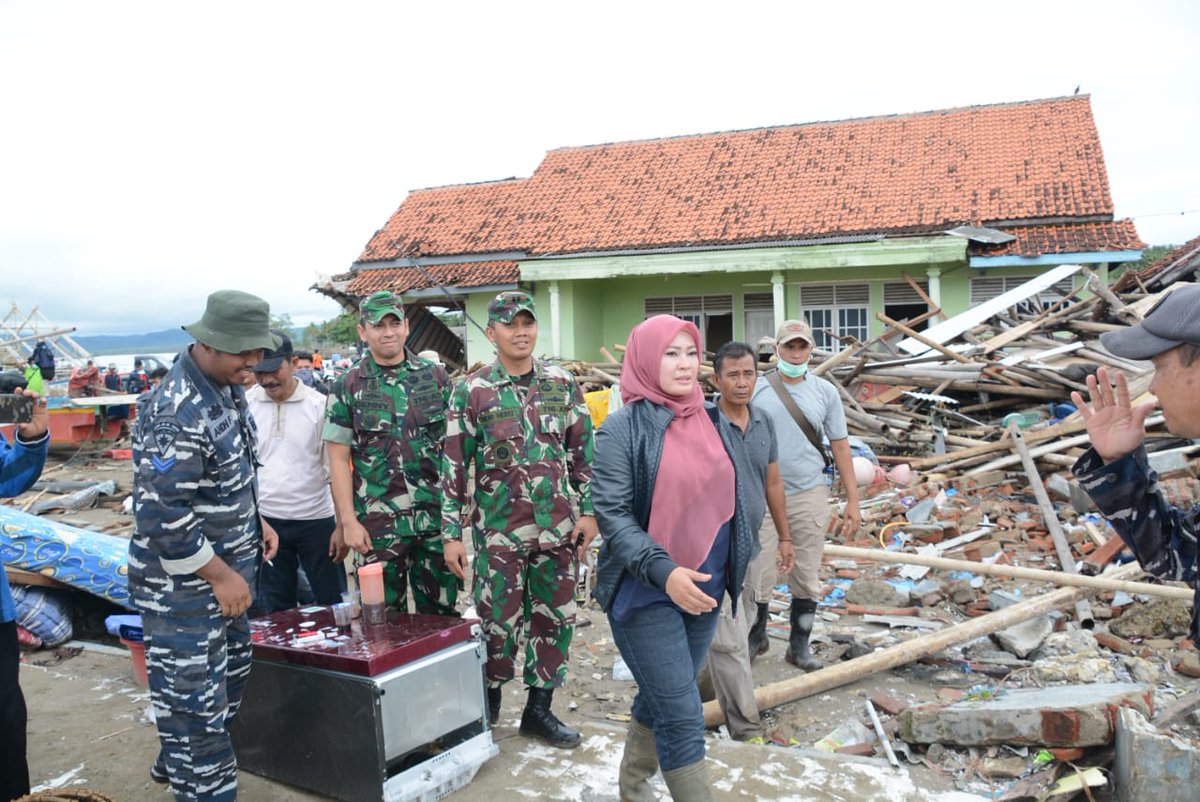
[151,420,181,473]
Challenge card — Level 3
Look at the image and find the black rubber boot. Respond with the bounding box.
[487,686,502,724]
[747,601,771,661]
[519,686,581,749]
[149,750,168,784]
[784,598,823,672]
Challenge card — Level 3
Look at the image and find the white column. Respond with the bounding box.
[771,271,786,329]
[926,268,942,320]
[549,281,562,358]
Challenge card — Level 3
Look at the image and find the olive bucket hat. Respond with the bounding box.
[182,290,282,354]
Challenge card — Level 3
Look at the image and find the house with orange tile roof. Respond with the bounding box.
[320,95,1144,365]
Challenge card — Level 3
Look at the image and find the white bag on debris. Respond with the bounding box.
[813,718,875,752]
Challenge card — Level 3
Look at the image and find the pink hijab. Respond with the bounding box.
[621,316,735,570]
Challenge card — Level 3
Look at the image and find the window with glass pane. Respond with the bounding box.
[798,283,868,352]
[803,309,833,351]
[840,307,868,343]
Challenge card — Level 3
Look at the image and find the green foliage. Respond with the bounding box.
[1109,244,1175,281]
[302,312,359,349]
[270,312,295,331]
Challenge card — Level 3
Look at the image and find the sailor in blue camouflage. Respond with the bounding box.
[1070,284,1200,645]
[129,290,281,802]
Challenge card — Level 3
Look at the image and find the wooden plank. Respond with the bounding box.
[702,562,1145,726]
[1010,426,1093,624]
[876,312,974,364]
[5,566,72,590]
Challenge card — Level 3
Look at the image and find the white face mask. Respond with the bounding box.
[777,358,809,378]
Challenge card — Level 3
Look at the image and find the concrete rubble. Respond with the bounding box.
[1114,707,1200,801]
[899,683,1153,747]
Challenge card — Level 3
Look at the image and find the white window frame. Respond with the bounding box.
[743,292,775,349]
[644,295,734,351]
[797,283,869,351]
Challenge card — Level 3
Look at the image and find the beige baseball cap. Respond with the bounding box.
[774,319,814,346]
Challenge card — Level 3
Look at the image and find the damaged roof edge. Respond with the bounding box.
[970,251,1143,268]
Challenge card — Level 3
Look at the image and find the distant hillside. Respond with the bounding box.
[75,329,193,355]
[76,326,305,356]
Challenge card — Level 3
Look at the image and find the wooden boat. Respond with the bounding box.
[46,394,138,445]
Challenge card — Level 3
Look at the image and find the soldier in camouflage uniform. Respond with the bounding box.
[1071,285,1200,643]
[323,290,458,616]
[129,290,281,802]
[441,290,597,749]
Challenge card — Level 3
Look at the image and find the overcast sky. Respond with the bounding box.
[2,1,1197,336]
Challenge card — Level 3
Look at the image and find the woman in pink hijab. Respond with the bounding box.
[592,315,753,801]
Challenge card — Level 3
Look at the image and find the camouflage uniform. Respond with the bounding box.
[323,340,457,616]
[441,297,594,689]
[129,346,263,802]
[1074,445,1200,640]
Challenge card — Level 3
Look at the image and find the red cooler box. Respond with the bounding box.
[231,608,493,802]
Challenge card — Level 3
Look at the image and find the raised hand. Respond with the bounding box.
[1070,367,1156,463]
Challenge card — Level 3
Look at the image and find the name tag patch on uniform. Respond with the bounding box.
[151,420,181,473]
[207,404,235,440]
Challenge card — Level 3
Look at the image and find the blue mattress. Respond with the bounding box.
[0,505,132,608]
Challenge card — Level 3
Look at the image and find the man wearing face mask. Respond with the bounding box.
[750,320,861,671]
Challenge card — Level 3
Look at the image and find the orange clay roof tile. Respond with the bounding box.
[975,220,1144,258]
[346,261,518,296]
[355,96,1136,265]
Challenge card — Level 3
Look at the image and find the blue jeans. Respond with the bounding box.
[259,516,346,613]
[609,602,720,771]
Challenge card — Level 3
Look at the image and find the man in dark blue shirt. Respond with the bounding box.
[1,387,50,801]
[1072,285,1200,643]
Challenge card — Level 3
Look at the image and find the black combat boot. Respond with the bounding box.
[784,598,823,671]
[487,686,502,724]
[519,686,581,748]
[746,601,771,660]
[149,750,169,784]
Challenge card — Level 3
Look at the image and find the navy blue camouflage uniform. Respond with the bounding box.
[1074,446,1200,641]
[129,346,263,802]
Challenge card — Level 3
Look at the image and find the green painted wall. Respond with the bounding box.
[457,239,1090,363]
[464,292,494,367]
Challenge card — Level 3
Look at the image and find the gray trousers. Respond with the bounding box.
[699,576,763,740]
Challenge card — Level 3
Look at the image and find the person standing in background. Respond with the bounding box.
[248,331,346,612]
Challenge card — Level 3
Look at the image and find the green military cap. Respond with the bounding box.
[487,290,536,324]
[182,290,281,354]
[359,291,406,324]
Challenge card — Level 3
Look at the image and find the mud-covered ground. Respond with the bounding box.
[10,448,1200,800]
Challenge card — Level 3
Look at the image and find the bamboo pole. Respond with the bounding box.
[702,562,1144,726]
[854,374,1065,400]
[820,545,1188,600]
[905,418,1090,470]
[875,313,974,364]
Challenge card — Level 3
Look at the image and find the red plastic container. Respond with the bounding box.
[120,637,149,688]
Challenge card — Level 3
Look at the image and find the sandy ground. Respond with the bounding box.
[20,620,973,802]
[12,448,1195,800]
